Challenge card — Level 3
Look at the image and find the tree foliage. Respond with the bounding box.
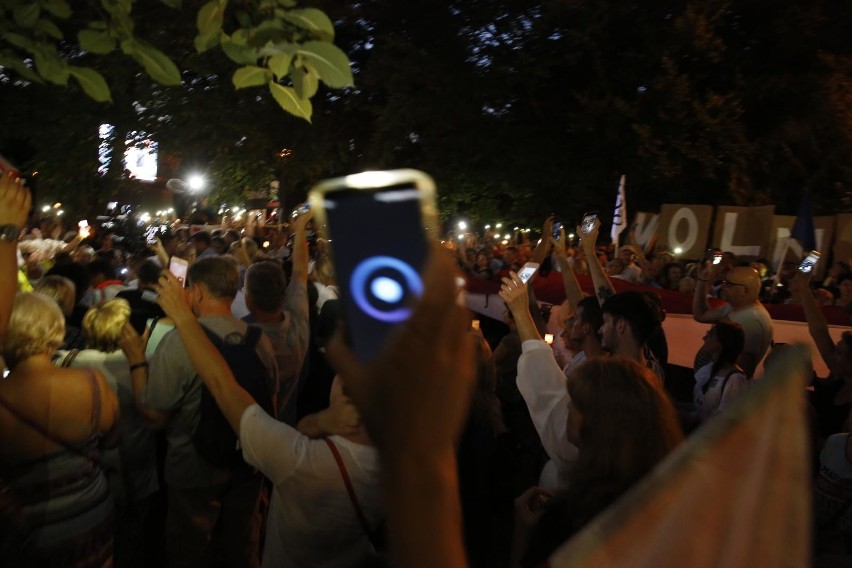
[3,0,852,224]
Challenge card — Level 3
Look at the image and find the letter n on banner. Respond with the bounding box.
[632,212,659,253]
[770,215,836,278]
[832,214,852,267]
[712,206,775,260]
[657,204,713,260]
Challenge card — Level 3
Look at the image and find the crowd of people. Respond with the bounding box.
[0,171,850,567]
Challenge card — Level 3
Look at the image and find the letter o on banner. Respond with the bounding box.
[668,208,699,254]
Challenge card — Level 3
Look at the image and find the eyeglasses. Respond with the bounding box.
[720,280,747,289]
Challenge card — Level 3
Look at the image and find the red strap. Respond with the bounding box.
[324,437,372,537]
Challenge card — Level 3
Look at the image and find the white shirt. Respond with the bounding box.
[693,363,749,422]
[239,405,383,567]
[516,340,579,489]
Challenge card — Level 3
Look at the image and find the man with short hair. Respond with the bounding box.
[616,245,642,283]
[116,259,165,333]
[243,212,311,424]
[599,291,665,384]
[132,256,279,567]
[190,230,217,260]
[563,296,604,376]
[693,264,773,376]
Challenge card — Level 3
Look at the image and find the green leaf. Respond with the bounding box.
[235,10,252,28]
[232,65,268,89]
[68,66,112,102]
[14,4,41,28]
[269,82,311,122]
[220,37,258,65]
[257,42,296,58]
[129,42,182,86]
[281,8,334,40]
[267,54,290,79]
[295,41,353,89]
[78,29,116,54]
[197,0,225,37]
[0,53,44,83]
[42,0,72,19]
[230,29,248,45]
[193,30,221,53]
[33,49,69,85]
[87,21,108,30]
[159,0,182,8]
[4,32,33,50]
[34,19,64,39]
[291,64,318,98]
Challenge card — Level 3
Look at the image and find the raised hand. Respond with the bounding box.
[0,171,31,228]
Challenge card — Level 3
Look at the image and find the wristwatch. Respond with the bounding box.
[0,224,21,243]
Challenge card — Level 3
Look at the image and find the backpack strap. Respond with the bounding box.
[325,437,380,550]
[243,325,262,349]
[719,367,745,398]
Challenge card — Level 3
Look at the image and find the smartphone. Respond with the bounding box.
[552,221,563,239]
[309,169,439,361]
[291,202,311,219]
[798,251,820,273]
[169,256,189,287]
[543,333,554,345]
[518,261,540,285]
[712,253,723,265]
[581,211,598,235]
[78,220,90,238]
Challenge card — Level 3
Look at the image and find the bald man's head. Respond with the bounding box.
[722,266,761,307]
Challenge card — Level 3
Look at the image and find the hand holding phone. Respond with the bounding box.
[309,169,438,361]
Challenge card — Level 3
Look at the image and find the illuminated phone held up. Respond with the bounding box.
[309,169,439,361]
[517,261,540,285]
[798,251,820,273]
[169,256,189,287]
[580,211,598,235]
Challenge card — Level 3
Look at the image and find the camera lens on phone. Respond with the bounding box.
[350,255,423,323]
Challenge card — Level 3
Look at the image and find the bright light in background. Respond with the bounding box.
[495,223,502,229]
[484,224,491,229]
[503,234,511,240]
[188,175,205,192]
[53,203,61,209]
[514,226,519,231]
[458,234,464,240]
[568,233,575,240]
[57,210,64,216]
[674,247,683,255]
[457,221,467,231]
[41,205,49,212]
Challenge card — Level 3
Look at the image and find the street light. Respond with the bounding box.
[188,175,205,192]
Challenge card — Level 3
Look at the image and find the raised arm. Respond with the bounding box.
[692,261,727,323]
[0,172,30,343]
[579,218,615,306]
[551,228,583,312]
[157,271,255,434]
[326,246,474,568]
[529,216,555,266]
[500,272,543,342]
[790,272,836,369]
[290,209,312,284]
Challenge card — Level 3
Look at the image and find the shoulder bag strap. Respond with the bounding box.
[60,349,80,368]
[324,437,378,549]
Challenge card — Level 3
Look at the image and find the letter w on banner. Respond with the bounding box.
[611,175,627,247]
[548,345,811,568]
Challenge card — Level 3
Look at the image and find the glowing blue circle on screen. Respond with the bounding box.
[350,256,423,323]
[371,277,404,303]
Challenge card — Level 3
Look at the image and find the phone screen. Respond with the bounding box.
[543,333,554,345]
[552,221,563,239]
[169,256,189,287]
[799,251,820,273]
[581,212,597,235]
[518,262,540,284]
[319,182,430,361]
[712,253,723,265]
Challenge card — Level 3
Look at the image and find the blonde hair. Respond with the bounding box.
[82,298,131,353]
[3,293,65,368]
[34,275,76,316]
